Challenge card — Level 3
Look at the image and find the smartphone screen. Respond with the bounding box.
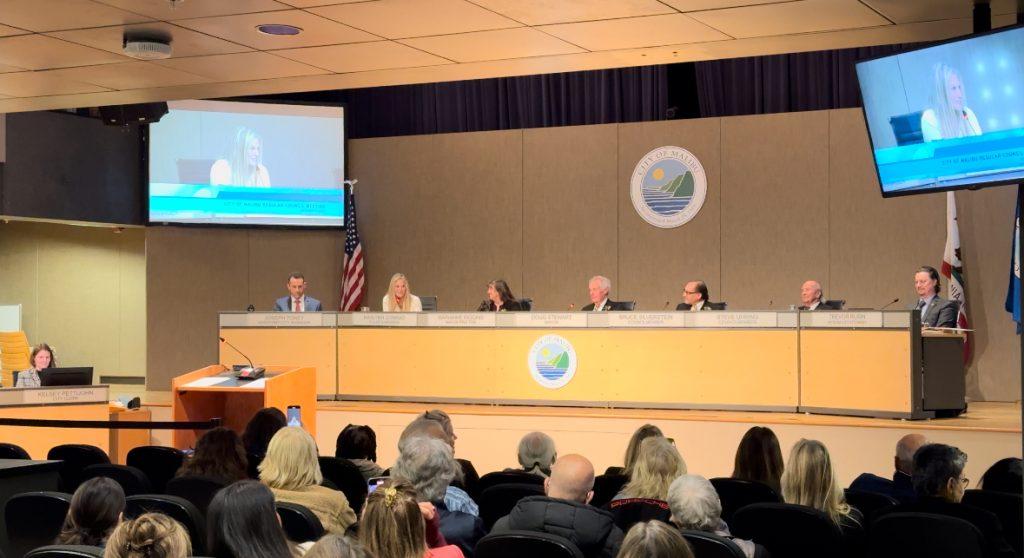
[286,405,302,427]
[368,476,387,493]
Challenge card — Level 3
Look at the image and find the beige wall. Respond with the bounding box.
[0,221,145,380]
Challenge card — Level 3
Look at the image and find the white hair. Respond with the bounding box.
[391,437,459,502]
[517,432,556,474]
[589,275,611,292]
[667,475,722,532]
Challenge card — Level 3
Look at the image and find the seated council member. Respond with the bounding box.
[477,279,524,311]
[921,64,982,143]
[581,275,630,311]
[17,343,56,388]
[274,272,322,312]
[799,280,826,310]
[914,266,958,328]
[676,281,715,311]
[383,273,422,312]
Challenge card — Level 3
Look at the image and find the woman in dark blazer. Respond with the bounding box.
[478,279,524,311]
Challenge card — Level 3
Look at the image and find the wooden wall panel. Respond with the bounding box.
[246,229,344,312]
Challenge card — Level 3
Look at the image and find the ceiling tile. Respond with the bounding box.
[49,23,252,59]
[0,70,110,97]
[662,0,793,10]
[400,27,585,63]
[0,0,153,32]
[860,0,1020,24]
[311,0,522,39]
[275,0,366,6]
[541,14,732,51]
[0,34,127,70]
[689,0,891,39]
[468,0,676,26]
[173,9,379,50]
[93,0,291,20]
[153,51,329,81]
[274,41,451,73]
[50,61,212,90]
[0,24,30,37]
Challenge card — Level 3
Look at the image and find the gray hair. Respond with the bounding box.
[667,475,722,532]
[518,432,556,474]
[589,275,611,292]
[391,436,459,502]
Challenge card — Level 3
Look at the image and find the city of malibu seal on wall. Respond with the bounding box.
[630,146,707,228]
[528,335,577,389]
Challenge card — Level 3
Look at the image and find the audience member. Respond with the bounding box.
[849,433,927,503]
[206,480,294,558]
[781,439,863,540]
[57,477,125,547]
[304,534,371,558]
[616,520,694,558]
[243,407,288,477]
[491,454,623,558]
[360,479,464,558]
[104,512,191,558]
[731,426,784,493]
[614,437,686,501]
[515,432,556,477]
[666,475,768,558]
[398,416,478,517]
[336,424,383,481]
[881,444,1016,558]
[421,409,481,497]
[392,437,484,556]
[979,457,1023,495]
[176,426,249,484]
[260,426,357,534]
[608,424,664,476]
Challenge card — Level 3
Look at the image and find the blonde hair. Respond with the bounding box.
[103,513,191,558]
[386,273,413,312]
[930,64,977,140]
[623,424,664,476]
[359,480,426,558]
[259,426,323,491]
[781,439,854,526]
[228,127,264,186]
[620,437,687,500]
[618,520,694,558]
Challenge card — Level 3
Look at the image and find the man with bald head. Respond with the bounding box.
[850,433,928,503]
[799,280,826,310]
[581,276,631,311]
[491,454,623,558]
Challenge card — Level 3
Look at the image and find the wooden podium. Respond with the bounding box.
[172,365,316,449]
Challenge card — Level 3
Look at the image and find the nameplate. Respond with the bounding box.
[605,312,686,328]
[882,312,912,328]
[0,386,109,406]
[688,312,779,328]
[497,313,588,328]
[800,311,884,328]
[340,313,419,327]
[421,313,496,328]
[220,312,332,328]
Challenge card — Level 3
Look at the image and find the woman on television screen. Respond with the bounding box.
[210,126,271,187]
[921,63,982,142]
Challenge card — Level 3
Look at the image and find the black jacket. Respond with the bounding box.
[435,501,485,557]
[581,299,631,311]
[881,497,1016,558]
[491,496,624,558]
[849,471,917,504]
[478,299,525,312]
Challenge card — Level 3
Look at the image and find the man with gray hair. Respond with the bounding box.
[581,275,631,311]
[392,436,484,555]
[667,475,767,558]
[799,280,825,310]
[516,431,557,477]
[492,454,623,558]
[850,433,927,503]
[398,415,478,517]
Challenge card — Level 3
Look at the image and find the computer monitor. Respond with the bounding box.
[40,367,94,387]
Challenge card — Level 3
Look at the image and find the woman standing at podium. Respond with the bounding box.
[383,273,423,312]
[16,343,56,388]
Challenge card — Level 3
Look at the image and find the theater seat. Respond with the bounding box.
[276,502,325,543]
[81,464,152,496]
[318,456,368,514]
[126,494,206,555]
[126,445,185,493]
[478,471,544,494]
[844,488,898,522]
[709,478,781,525]
[0,442,31,459]
[479,483,545,530]
[24,545,104,558]
[870,512,984,558]
[731,502,845,558]
[165,475,227,515]
[962,489,1023,558]
[679,530,746,558]
[475,530,583,558]
[6,491,72,558]
[591,473,629,508]
[47,444,110,493]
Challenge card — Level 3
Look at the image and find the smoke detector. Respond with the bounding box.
[123,31,172,60]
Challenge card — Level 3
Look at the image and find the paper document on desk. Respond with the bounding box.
[238,378,266,389]
[184,377,229,388]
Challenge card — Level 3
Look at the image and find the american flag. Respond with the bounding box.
[340,185,365,311]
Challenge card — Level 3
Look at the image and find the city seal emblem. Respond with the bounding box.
[630,146,707,228]
[528,334,578,389]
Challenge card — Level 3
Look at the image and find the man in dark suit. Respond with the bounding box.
[849,433,927,504]
[798,280,828,310]
[581,276,630,311]
[676,280,715,311]
[914,266,958,328]
[274,272,323,312]
[879,443,1016,558]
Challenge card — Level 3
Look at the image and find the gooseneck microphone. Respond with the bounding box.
[879,298,900,310]
[662,301,670,310]
[219,337,264,380]
[568,303,575,311]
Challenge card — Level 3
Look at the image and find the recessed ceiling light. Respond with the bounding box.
[256,24,303,36]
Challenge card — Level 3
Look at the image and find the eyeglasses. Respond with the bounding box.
[683,290,698,295]
[960,477,970,487]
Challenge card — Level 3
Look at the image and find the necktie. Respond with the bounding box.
[294,298,302,312]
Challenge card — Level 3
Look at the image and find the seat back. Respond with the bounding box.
[606,498,671,532]
[519,298,533,311]
[125,494,206,555]
[679,530,747,558]
[591,473,629,508]
[47,444,110,493]
[420,296,438,311]
[276,502,325,543]
[889,111,925,146]
[731,502,844,558]
[962,489,1023,558]
[823,299,846,310]
[24,545,104,558]
[707,301,728,310]
[165,475,227,515]
[126,445,185,493]
[869,512,985,558]
[479,484,545,530]
[318,456,368,515]
[475,530,584,558]
[843,488,898,522]
[0,330,31,387]
[478,471,545,494]
[0,442,31,459]
[709,478,781,525]
[621,301,637,311]
[81,464,152,496]
[5,491,72,558]
[456,458,481,500]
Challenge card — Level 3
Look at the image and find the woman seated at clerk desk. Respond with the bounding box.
[17,343,56,388]
[383,273,422,312]
[477,279,524,312]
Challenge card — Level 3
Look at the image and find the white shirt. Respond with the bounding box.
[690,300,705,312]
[382,294,422,312]
[593,298,608,311]
[292,295,306,312]
[921,107,981,142]
[808,300,821,310]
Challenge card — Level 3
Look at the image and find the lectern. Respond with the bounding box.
[172,365,316,449]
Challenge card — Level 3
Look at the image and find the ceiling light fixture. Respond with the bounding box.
[256,24,303,36]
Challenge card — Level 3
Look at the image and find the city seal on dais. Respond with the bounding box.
[630,146,707,228]
[528,334,578,389]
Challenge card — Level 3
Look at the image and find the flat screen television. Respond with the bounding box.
[855,24,1024,197]
[147,100,346,226]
